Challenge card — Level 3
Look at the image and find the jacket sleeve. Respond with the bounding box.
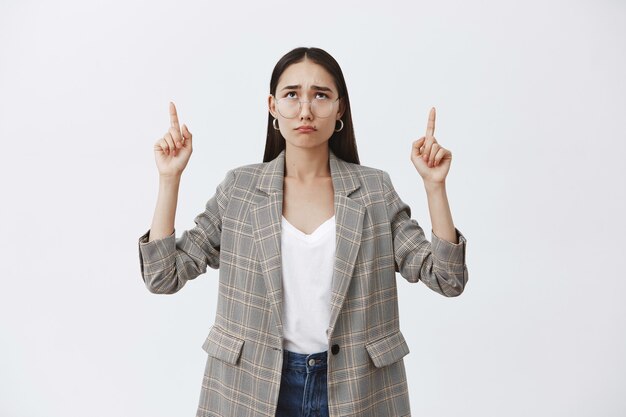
[137,169,236,294]
[382,171,468,297]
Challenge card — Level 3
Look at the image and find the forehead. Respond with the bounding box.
[277,60,337,91]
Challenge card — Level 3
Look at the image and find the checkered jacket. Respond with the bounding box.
[138,148,468,416]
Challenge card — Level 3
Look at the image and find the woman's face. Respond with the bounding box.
[268,59,344,151]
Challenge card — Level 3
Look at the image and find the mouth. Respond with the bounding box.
[295,126,317,132]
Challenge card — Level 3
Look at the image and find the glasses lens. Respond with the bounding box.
[277,98,299,118]
[312,98,334,118]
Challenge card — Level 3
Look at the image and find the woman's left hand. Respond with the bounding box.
[411,107,452,184]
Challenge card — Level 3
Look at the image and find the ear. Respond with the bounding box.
[268,94,278,118]
[337,98,346,120]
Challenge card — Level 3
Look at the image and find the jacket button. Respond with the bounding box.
[331,344,340,355]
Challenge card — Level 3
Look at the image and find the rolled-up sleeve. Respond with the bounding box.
[137,169,236,294]
[382,171,468,297]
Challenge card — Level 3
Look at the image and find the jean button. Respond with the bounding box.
[308,358,316,366]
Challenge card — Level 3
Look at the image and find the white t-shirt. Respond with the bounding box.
[280,215,336,354]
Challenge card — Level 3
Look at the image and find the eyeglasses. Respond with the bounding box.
[272,94,340,119]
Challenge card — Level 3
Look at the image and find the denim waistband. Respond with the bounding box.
[282,349,328,371]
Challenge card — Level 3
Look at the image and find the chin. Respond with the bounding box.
[285,136,329,149]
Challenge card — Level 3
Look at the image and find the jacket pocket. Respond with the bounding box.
[201,325,245,365]
[365,330,410,368]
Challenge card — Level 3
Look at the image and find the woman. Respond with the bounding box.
[138,47,468,417]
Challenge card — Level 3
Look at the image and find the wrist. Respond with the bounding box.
[159,174,182,185]
[424,180,446,193]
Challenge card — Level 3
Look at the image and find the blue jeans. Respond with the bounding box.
[275,349,329,417]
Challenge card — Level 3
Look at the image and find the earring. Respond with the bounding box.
[335,119,344,132]
[273,118,280,130]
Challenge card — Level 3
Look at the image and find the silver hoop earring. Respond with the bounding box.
[273,118,280,130]
[335,119,344,132]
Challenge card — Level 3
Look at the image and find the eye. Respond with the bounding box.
[315,92,329,99]
[285,91,297,99]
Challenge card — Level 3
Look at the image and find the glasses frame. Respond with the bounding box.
[271,94,340,119]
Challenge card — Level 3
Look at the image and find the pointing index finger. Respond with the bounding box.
[425,107,436,137]
[169,101,181,132]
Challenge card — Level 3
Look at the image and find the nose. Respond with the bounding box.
[299,100,313,120]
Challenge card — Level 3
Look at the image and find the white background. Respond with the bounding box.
[1,0,625,416]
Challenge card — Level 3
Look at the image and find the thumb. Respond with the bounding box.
[413,137,426,154]
[182,124,193,145]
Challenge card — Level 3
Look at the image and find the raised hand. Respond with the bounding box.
[153,101,193,178]
[410,107,452,184]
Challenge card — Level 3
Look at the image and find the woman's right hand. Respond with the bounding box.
[153,102,193,178]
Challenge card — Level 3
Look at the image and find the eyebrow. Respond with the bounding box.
[280,84,334,93]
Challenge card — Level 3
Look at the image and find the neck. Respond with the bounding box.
[284,143,330,181]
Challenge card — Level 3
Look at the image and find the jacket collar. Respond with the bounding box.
[256,148,361,197]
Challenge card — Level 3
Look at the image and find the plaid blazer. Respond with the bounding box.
[138,148,468,417]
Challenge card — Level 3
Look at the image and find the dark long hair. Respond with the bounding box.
[263,47,360,164]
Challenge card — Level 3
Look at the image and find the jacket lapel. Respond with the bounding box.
[250,149,365,341]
